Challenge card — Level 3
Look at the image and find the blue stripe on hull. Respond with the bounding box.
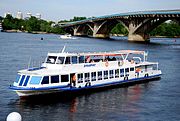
[23,76,30,86]
[9,85,69,91]
[10,74,161,92]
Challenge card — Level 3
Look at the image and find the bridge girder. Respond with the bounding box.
[61,10,180,41]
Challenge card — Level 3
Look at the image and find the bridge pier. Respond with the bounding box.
[91,21,111,38]
[74,31,88,36]
[128,33,150,42]
[93,34,109,38]
[73,25,89,37]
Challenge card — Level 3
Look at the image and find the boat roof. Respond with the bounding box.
[48,50,145,57]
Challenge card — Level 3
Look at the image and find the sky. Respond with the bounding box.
[0,0,180,22]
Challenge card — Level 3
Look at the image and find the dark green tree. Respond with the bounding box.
[51,26,65,34]
[2,14,14,30]
[25,16,40,32]
[111,23,128,35]
[150,21,180,37]
[70,16,86,21]
[0,16,3,21]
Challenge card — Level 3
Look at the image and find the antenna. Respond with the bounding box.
[61,45,66,53]
[28,56,31,69]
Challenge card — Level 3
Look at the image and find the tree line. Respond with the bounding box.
[149,21,180,37]
[1,14,180,37]
[1,15,86,34]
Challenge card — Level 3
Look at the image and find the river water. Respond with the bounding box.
[0,32,180,121]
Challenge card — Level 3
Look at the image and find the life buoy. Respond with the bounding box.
[131,60,134,64]
[118,60,124,66]
[105,61,109,67]
[135,68,141,73]
[72,75,76,82]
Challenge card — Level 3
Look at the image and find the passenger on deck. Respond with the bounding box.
[112,57,116,61]
[90,59,94,63]
[85,56,91,63]
[106,56,110,61]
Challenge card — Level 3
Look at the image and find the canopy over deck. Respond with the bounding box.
[48,50,145,57]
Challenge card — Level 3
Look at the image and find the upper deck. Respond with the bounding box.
[18,50,154,75]
[45,50,146,64]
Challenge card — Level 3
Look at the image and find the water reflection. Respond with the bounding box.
[7,80,160,121]
[70,98,77,113]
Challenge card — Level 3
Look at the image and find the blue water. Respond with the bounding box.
[0,32,180,121]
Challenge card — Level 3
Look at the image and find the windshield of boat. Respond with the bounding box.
[46,56,57,64]
[56,57,65,64]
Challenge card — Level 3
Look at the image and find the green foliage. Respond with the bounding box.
[1,15,65,34]
[51,26,66,34]
[0,16,3,21]
[2,14,14,30]
[25,16,41,32]
[150,21,180,37]
[111,23,128,35]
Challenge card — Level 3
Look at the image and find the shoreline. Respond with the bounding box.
[111,34,180,38]
[1,30,180,38]
[2,30,49,34]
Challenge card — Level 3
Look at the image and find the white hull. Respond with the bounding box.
[59,34,75,39]
[10,50,162,97]
[14,73,161,97]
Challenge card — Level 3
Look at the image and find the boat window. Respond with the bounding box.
[61,75,69,82]
[152,65,157,70]
[105,56,117,61]
[19,75,25,86]
[77,73,83,83]
[29,76,42,85]
[46,56,57,64]
[109,70,114,79]
[51,75,59,83]
[104,70,108,79]
[56,57,65,64]
[15,75,21,83]
[91,72,96,81]
[120,69,124,77]
[65,57,71,64]
[115,69,119,78]
[23,76,30,86]
[72,56,78,64]
[130,67,134,71]
[79,56,84,63]
[98,71,102,80]
[125,68,129,76]
[85,73,90,82]
[41,76,49,84]
[125,68,129,72]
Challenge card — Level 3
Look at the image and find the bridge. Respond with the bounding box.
[60,10,180,42]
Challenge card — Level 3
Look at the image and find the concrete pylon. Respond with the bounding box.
[127,20,150,42]
[73,25,88,36]
[128,33,150,42]
[92,21,109,38]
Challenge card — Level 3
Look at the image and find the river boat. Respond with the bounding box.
[59,34,75,39]
[10,49,162,97]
